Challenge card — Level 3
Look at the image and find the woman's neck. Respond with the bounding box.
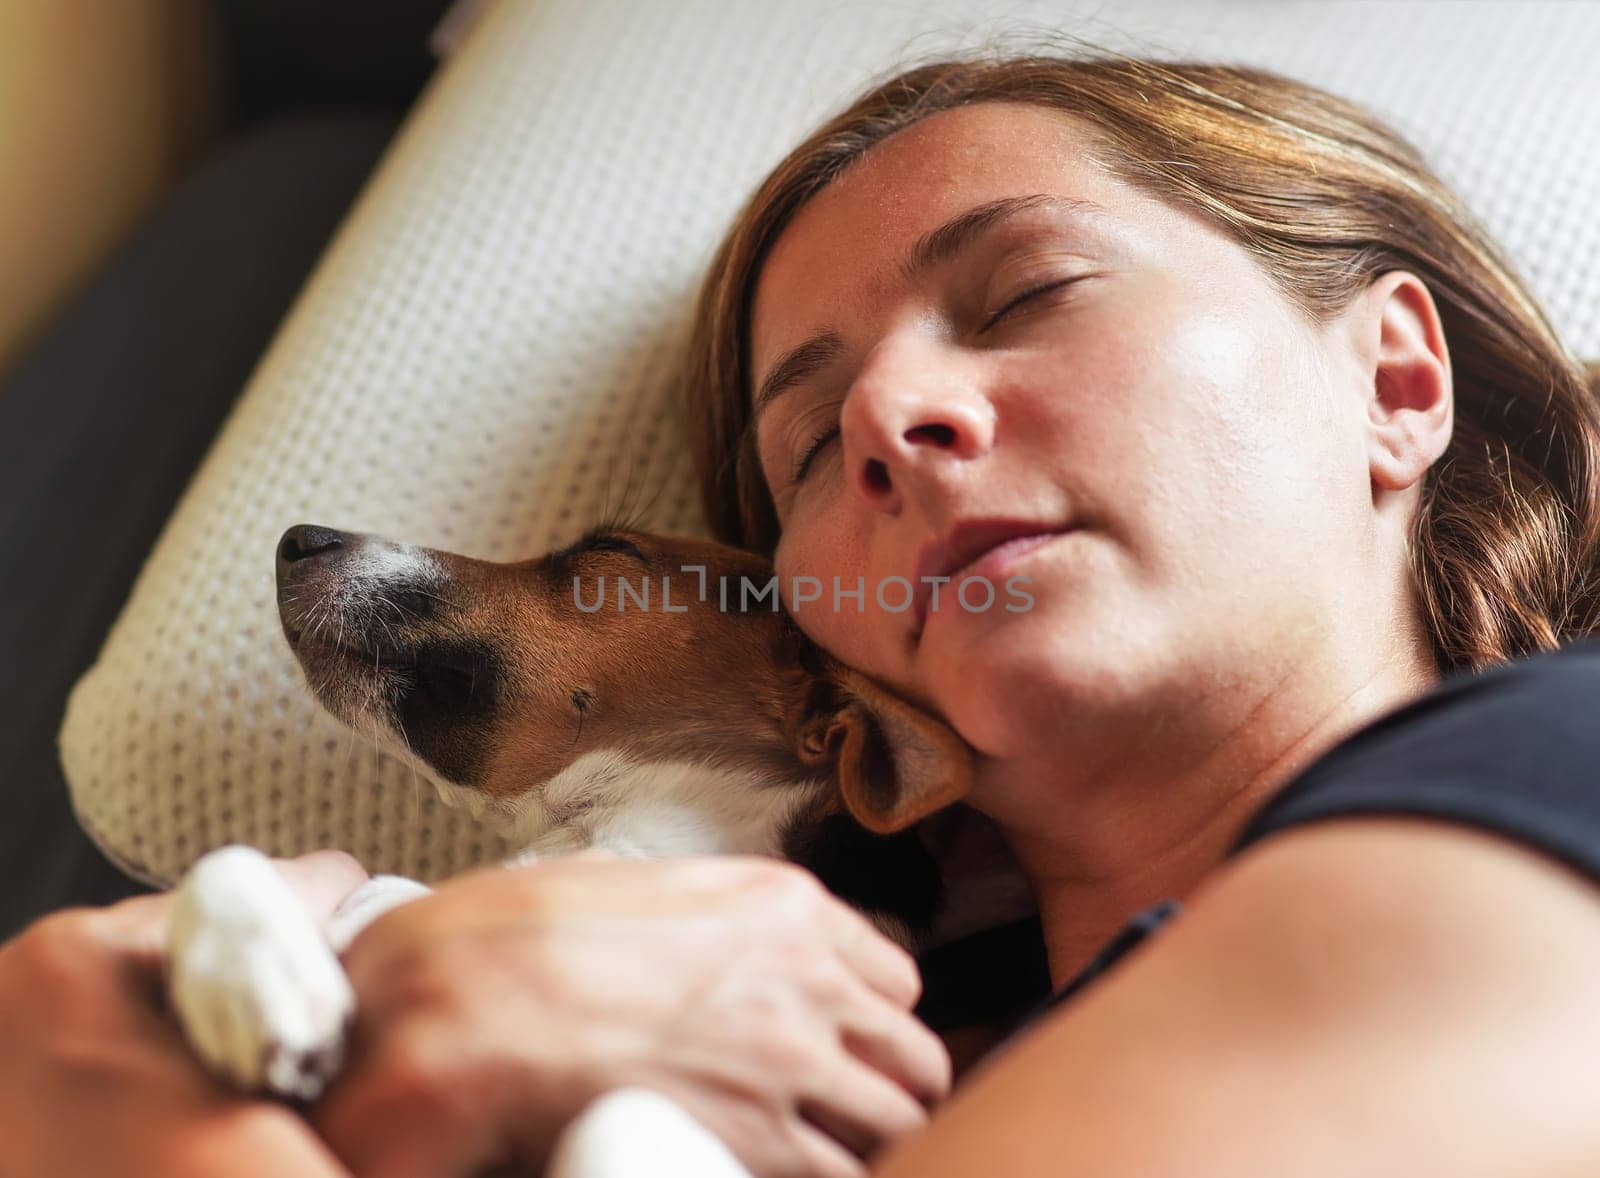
[982,645,1441,986]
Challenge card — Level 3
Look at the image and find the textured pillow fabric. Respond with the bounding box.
[59,0,1600,886]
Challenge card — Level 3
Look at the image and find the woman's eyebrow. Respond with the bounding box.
[752,193,1104,419]
[901,192,1102,282]
[753,330,845,422]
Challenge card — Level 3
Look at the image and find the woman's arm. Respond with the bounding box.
[0,904,351,1178]
[0,855,365,1177]
[875,817,1600,1176]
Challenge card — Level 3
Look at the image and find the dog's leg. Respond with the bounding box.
[547,1088,754,1178]
[167,845,357,1101]
[325,874,432,954]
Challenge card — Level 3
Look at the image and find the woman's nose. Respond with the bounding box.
[841,347,994,509]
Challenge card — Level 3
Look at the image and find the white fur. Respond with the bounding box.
[375,740,815,861]
[547,1088,751,1178]
[168,846,354,1101]
[343,540,442,594]
[325,873,432,954]
[512,750,813,859]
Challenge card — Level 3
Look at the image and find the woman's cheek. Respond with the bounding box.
[776,528,868,658]
[773,531,809,604]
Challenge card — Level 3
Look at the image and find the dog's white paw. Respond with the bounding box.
[167,845,354,1101]
[547,1088,753,1178]
[325,874,432,954]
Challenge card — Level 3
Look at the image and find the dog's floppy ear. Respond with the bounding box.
[791,665,973,834]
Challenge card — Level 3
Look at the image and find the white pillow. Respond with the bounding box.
[60,0,1600,886]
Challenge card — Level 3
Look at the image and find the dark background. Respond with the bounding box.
[0,0,454,938]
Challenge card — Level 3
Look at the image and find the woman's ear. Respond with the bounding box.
[790,665,973,834]
[1358,270,1454,493]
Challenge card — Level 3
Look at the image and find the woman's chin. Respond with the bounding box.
[918,555,1110,661]
[919,603,1134,759]
[921,608,1081,736]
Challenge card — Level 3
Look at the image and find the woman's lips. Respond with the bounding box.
[915,524,1075,633]
[952,530,1060,583]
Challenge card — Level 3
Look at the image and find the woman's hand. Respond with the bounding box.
[314,853,952,1178]
[0,852,366,1177]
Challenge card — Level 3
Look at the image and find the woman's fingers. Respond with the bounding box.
[837,988,953,1108]
[826,906,923,1009]
[783,1121,871,1178]
[798,1047,932,1161]
[79,892,177,965]
[271,850,372,922]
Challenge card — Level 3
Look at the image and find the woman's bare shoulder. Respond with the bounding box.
[877,817,1600,1177]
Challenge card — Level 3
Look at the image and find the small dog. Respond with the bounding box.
[167,523,995,1175]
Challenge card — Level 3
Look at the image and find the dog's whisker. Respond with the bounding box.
[306,594,334,646]
[375,590,427,625]
[370,726,382,815]
[370,605,401,650]
[340,724,358,777]
[407,589,456,608]
[389,715,427,819]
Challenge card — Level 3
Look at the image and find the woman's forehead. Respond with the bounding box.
[747,102,1131,394]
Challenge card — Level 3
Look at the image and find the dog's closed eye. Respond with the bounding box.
[549,530,649,568]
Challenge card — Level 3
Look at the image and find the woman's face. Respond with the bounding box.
[748,102,1392,780]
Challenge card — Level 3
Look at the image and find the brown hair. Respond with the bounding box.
[682,50,1600,675]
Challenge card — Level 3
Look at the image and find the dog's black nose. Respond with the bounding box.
[277,525,347,581]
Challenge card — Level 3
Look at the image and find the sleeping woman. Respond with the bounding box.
[6,50,1600,1177]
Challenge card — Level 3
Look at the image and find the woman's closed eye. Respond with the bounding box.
[792,424,840,484]
[782,274,1087,487]
[978,276,1081,335]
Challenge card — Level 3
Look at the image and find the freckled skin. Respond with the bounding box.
[747,100,1448,845]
